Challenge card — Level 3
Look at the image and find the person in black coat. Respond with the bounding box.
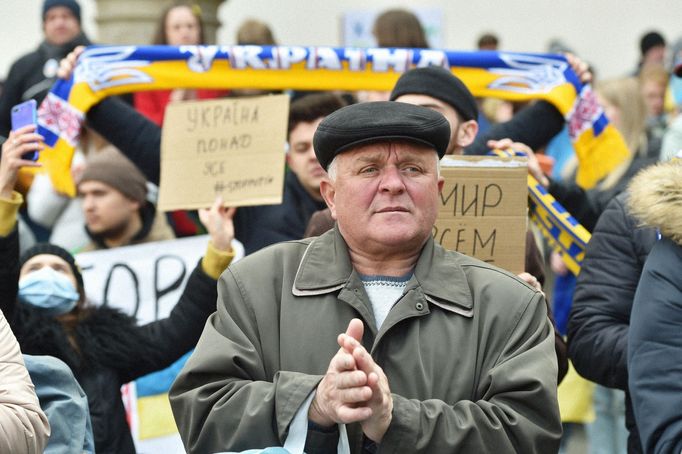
[0,127,236,453]
[566,77,664,454]
[627,160,682,454]
[567,191,657,453]
[0,0,92,136]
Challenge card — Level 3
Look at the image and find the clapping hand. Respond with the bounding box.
[310,319,393,443]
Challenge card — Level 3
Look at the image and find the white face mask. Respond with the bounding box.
[18,267,80,316]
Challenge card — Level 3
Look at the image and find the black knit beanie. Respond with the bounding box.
[43,0,81,23]
[390,66,479,121]
[43,0,81,24]
[19,243,84,289]
[640,31,665,56]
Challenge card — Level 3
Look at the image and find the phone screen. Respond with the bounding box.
[11,99,39,161]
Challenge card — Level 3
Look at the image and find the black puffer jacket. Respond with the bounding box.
[629,237,682,454]
[567,192,657,453]
[0,227,218,454]
[627,162,682,454]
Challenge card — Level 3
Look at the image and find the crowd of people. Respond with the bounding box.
[0,1,681,453]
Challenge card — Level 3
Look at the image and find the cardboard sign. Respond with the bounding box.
[158,94,290,211]
[434,156,527,273]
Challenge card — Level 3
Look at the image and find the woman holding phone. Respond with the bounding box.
[10,100,39,162]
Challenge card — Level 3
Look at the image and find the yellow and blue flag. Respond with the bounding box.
[528,174,591,275]
[35,45,629,195]
[490,148,592,274]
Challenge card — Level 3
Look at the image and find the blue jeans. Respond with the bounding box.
[586,385,627,454]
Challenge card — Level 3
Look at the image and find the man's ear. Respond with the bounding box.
[455,120,479,148]
[437,176,445,193]
[319,179,338,220]
[128,198,142,214]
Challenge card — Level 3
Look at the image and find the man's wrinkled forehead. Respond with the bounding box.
[340,140,438,164]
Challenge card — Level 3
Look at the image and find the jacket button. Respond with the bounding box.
[415,302,424,311]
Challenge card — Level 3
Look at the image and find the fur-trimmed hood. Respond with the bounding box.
[628,161,682,246]
[13,303,149,375]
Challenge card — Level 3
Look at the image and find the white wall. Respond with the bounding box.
[1,0,680,81]
[0,0,98,74]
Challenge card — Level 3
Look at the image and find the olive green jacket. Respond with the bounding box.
[170,227,561,453]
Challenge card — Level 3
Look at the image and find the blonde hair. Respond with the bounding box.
[638,63,669,88]
[594,77,648,190]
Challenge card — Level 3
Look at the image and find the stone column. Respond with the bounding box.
[94,0,226,45]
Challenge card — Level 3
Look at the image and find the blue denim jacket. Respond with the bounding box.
[24,355,95,454]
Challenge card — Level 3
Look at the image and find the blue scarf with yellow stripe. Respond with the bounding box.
[35,45,628,199]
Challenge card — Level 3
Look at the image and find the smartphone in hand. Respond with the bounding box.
[10,99,39,161]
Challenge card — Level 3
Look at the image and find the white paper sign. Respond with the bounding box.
[76,235,243,324]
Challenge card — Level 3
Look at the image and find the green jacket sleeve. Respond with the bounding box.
[169,268,323,454]
[379,292,561,453]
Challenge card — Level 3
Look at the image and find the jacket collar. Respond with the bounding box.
[411,235,473,316]
[293,227,473,315]
[292,226,353,295]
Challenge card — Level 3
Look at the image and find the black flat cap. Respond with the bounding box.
[313,101,450,170]
[389,66,478,121]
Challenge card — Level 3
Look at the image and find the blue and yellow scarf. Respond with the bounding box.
[35,45,628,199]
